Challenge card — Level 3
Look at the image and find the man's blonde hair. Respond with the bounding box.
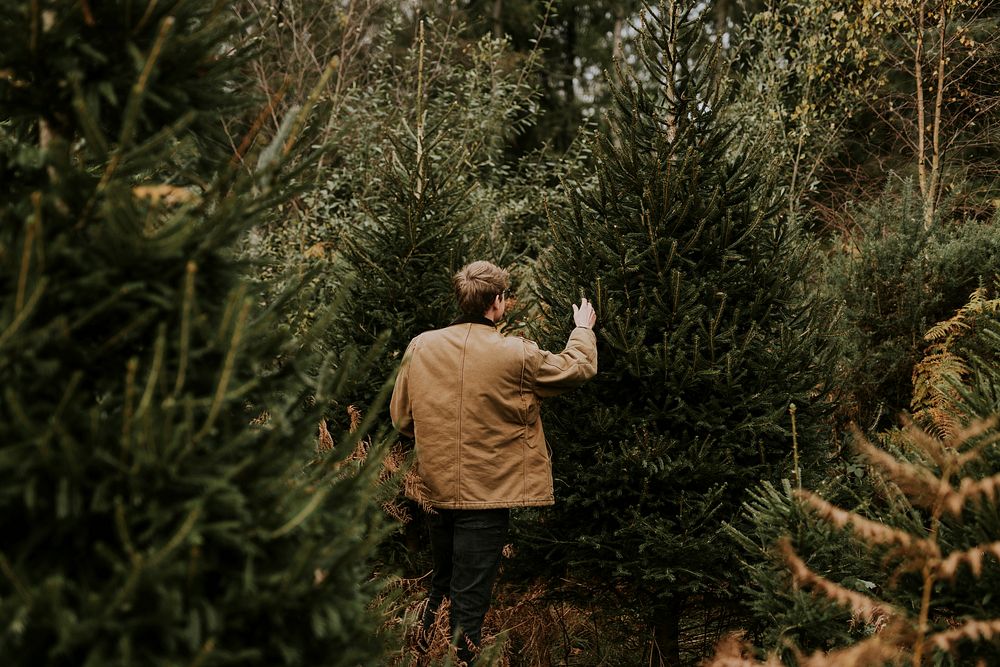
[453,261,509,316]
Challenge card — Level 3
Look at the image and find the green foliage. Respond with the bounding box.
[730,0,884,221]
[728,479,883,661]
[824,180,1000,430]
[731,292,1000,664]
[260,15,575,411]
[727,423,1000,666]
[524,0,835,660]
[0,2,394,664]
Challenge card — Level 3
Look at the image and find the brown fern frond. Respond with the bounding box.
[944,414,998,448]
[854,430,942,509]
[799,633,903,667]
[936,542,1000,579]
[942,473,1000,516]
[403,467,435,514]
[923,286,994,342]
[347,404,362,433]
[780,538,901,623]
[913,288,1000,436]
[923,316,971,343]
[795,490,937,558]
[927,618,1000,652]
[911,350,969,412]
[702,631,784,667]
[950,417,1000,468]
[381,500,411,524]
[317,419,334,452]
[901,417,952,470]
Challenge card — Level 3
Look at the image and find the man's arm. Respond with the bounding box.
[389,339,417,438]
[534,297,598,398]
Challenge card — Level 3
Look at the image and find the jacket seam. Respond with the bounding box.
[457,324,472,501]
[520,342,528,503]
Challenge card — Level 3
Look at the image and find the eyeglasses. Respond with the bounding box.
[498,288,511,300]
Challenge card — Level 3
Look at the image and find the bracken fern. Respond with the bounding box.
[707,418,1000,666]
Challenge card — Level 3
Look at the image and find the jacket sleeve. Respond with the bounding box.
[389,339,417,438]
[533,326,598,398]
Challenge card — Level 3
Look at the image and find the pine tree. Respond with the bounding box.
[0,2,393,664]
[824,182,1000,431]
[710,420,1000,667]
[725,287,1000,665]
[526,1,834,661]
[327,18,543,412]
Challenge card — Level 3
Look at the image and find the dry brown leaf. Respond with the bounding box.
[132,184,198,205]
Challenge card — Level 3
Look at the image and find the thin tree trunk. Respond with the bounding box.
[492,0,502,39]
[612,8,625,70]
[561,4,577,148]
[650,596,683,666]
[915,1,928,207]
[926,1,948,229]
[714,0,730,41]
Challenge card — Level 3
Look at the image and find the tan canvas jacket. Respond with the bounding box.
[390,319,598,509]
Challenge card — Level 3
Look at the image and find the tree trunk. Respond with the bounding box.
[714,0,730,41]
[492,0,503,39]
[561,4,578,148]
[649,596,683,666]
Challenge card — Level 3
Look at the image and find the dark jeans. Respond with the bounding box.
[422,508,510,664]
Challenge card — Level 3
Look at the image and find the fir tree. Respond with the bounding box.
[527,1,833,662]
[824,182,1000,431]
[0,2,392,664]
[710,420,1000,667]
[727,287,1000,665]
[327,18,542,411]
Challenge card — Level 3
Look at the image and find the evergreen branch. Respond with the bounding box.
[122,357,139,458]
[147,504,203,568]
[132,0,160,36]
[105,15,176,184]
[97,307,160,354]
[135,325,167,420]
[797,634,902,667]
[231,74,290,168]
[268,487,330,539]
[15,198,39,314]
[196,295,251,441]
[779,538,901,623]
[29,0,39,56]
[0,551,31,602]
[115,498,140,564]
[71,76,110,158]
[926,618,1000,653]
[943,472,1000,516]
[0,277,48,350]
[854,429,943,509]
[282,55,340,157]
[795,490,937,557]
[937,541,1000,579]
[173,261,196,396]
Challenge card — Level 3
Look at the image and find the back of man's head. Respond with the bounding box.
[453,261,509,316]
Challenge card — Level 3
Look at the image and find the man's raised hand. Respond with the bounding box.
[572,297,597,329]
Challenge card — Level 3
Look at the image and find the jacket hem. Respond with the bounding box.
[416,498,555,510]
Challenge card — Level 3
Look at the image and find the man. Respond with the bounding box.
[390,260,598,664]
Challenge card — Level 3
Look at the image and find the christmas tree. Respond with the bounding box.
[527,1,834,661]
[326,18,545,412]
[0,2,393,664]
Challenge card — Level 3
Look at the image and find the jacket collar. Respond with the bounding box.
[450,313,496,328]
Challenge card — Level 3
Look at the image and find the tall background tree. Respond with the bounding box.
[523,1,834,663]
[0,1,395,664]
